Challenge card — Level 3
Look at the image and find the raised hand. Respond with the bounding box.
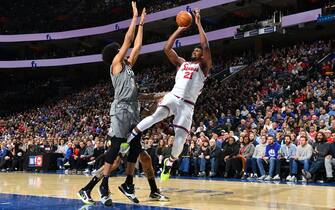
[192,8,200,25]
[132,1,138,17]
[177,25,190,32]
[140,8,146,25]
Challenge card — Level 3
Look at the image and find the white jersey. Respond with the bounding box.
[170,61,207,103]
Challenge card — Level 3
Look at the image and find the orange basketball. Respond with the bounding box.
[176,11,192,27]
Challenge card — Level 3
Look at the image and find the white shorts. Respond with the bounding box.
[158,92,194,133]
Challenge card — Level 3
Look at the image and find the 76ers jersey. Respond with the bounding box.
[170,61,207,103]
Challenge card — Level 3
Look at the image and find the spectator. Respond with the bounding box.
[155,139,165,170]
[56,139,67,170]
[91,140,105,171]
[189,139,200,176]
[302,132,331,181]
[82,140,94,173]
[222,137,240,178]
[198,140,210,177]
[209,139,221,177]
[0,143,12,171]
[279,135,297,182]
[162,136,174,162]
[178,136,191,175]
[247,135,267,180]
[290,136,313,182]
[237,136,255,179]
[11,143,24,171]
[257,136,281,180]
[69,143,79,172]
[324,139,335,182]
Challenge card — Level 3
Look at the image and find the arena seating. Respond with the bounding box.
[1,39,334,182]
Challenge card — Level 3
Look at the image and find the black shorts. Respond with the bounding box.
[126,139,142,163]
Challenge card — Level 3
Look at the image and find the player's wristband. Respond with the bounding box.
[139,23,144,26]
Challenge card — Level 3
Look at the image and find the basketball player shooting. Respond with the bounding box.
[127,8,212,181]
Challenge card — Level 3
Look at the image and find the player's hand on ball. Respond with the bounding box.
[178,26,189,32]
[132,1,138,17]
[140,8,146,25]
[193,8,200,25]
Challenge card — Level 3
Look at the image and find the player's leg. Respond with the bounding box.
[127,106,170,142]
[99,136,123,206]
[78,155,121,205]
[127,94,173,143]
[161,103,193,181]
[118,139,142,203]
[139,151,169,201]
[100,109,132,205]
[161,127,189,181]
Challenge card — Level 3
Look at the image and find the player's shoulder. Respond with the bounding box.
[111,59,130,76]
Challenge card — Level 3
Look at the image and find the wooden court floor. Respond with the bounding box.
[0,172,334,210]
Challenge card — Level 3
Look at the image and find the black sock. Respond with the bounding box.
[125,175,133,185]
[101,176,109,189]
[148,178,158,193]
[82,176,100,191]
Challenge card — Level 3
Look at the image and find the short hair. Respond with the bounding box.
[194,45,203,50]
[299,136,307,141]
[228,137,235,141]
[284,135,291,141]
[102,42,121,65]
[267,135,274,140]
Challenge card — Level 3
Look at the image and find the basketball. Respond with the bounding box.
[176,11,192,27]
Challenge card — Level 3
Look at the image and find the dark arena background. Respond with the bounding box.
[0,0,335,209]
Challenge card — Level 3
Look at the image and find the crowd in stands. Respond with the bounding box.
[0,0,196,34]
[1,39,335,183]
[0,0,326,34]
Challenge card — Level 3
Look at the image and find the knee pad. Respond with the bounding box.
[127,139,142,163]
[105,136,124,164]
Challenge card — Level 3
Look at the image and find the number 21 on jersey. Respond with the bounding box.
[184,71,193,79]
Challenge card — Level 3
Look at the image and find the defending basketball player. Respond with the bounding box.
[127,8,212,181]
[94,2,147,206]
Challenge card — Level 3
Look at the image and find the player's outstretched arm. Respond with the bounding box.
[128,8,146,66]
[193,8,212,70]
[163,27,188,67]
[113,1,138,67]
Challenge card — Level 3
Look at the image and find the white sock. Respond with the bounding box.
[166,157,175,167]
[127,129,138,143]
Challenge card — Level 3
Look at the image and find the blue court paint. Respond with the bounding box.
[0,193,188,210]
